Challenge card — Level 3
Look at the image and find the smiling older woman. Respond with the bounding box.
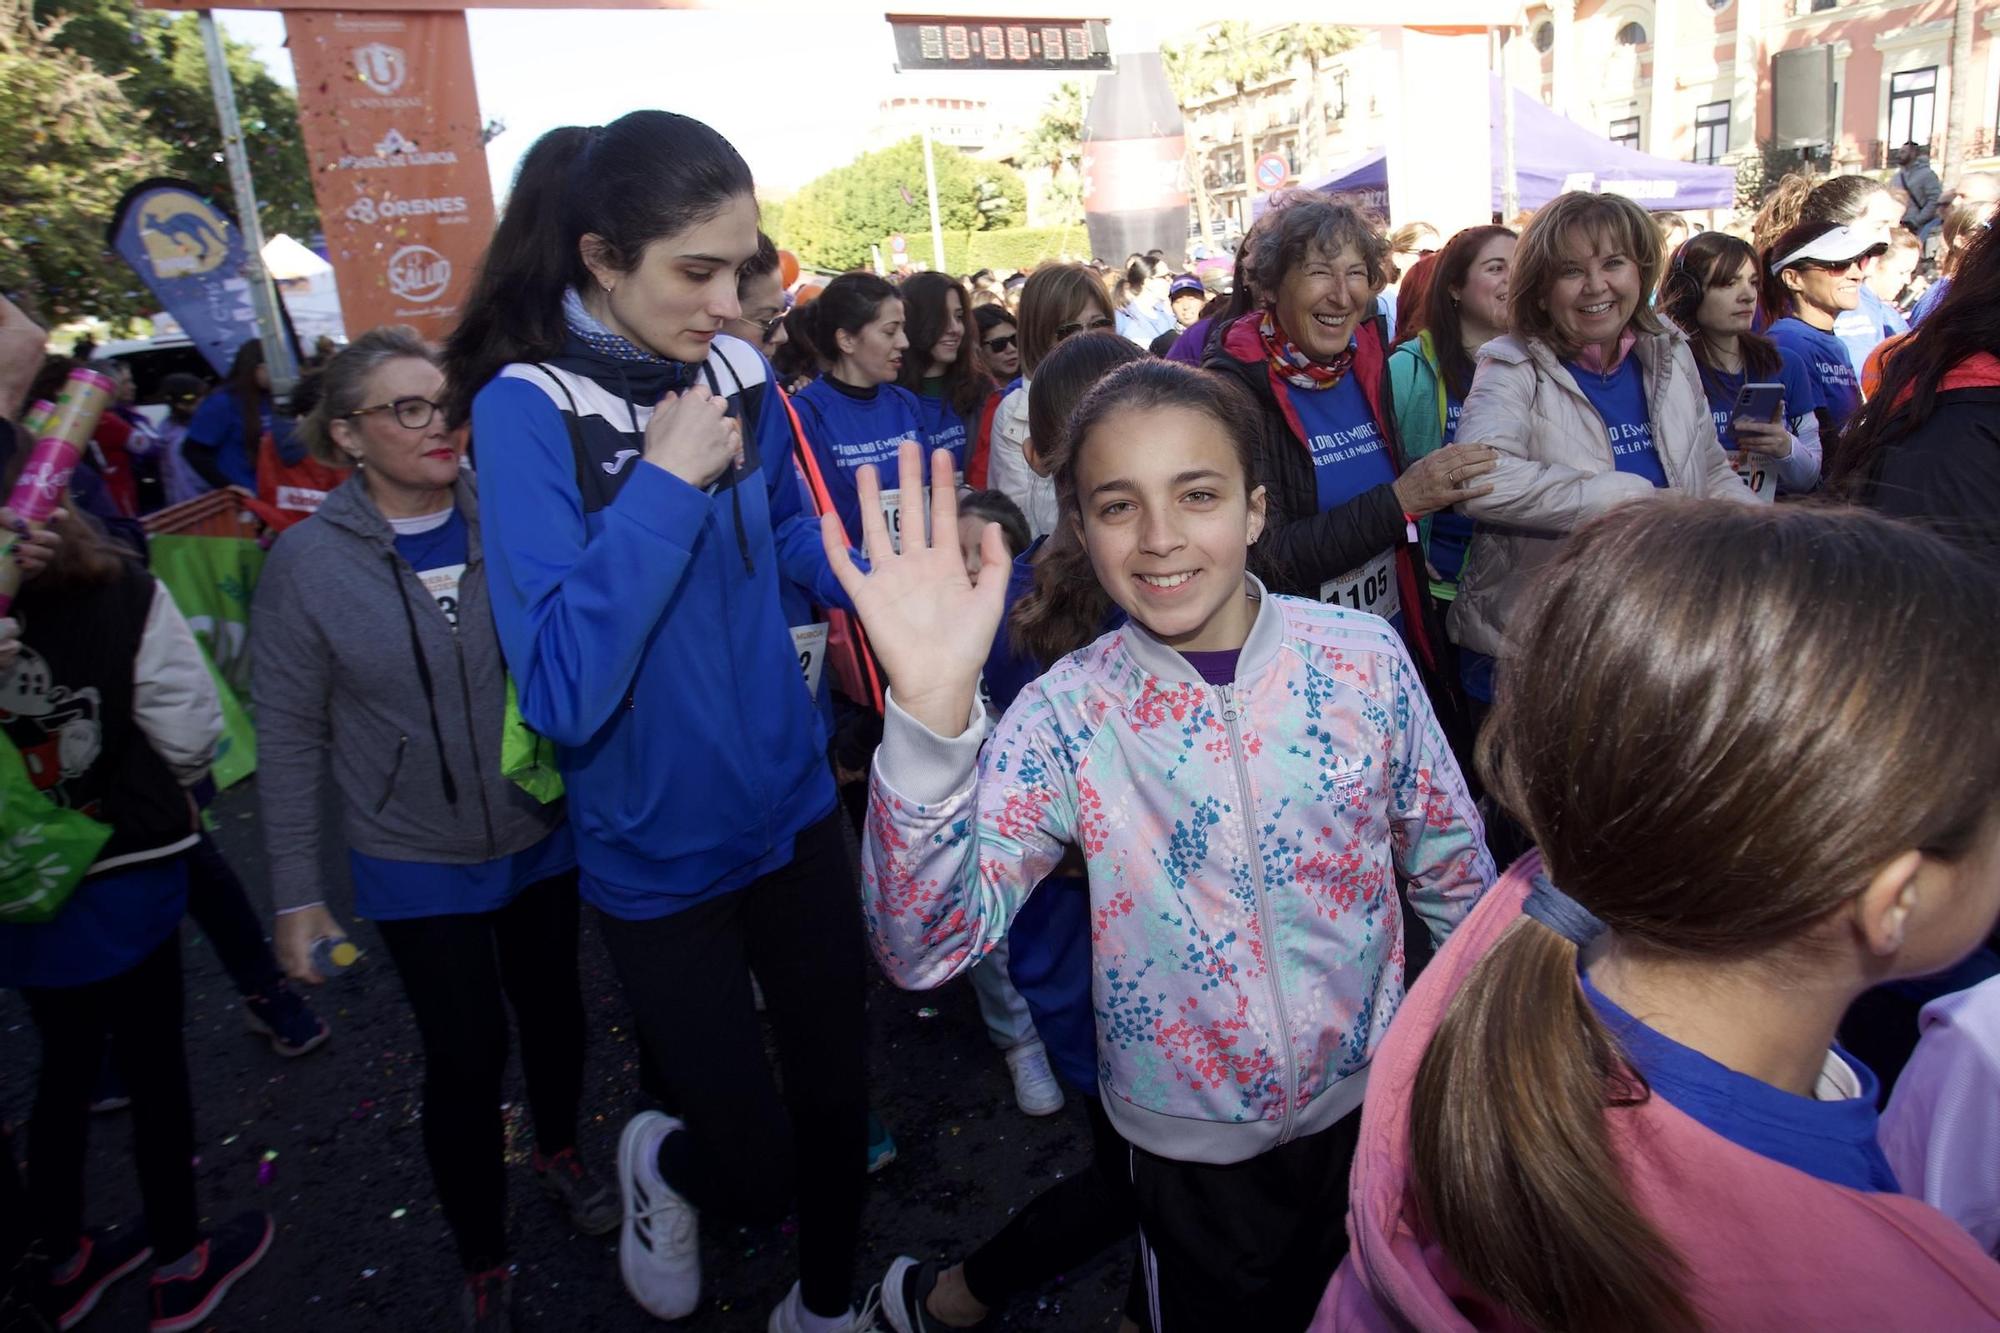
[1205,196,1492,732]
[1446,192,1753,713]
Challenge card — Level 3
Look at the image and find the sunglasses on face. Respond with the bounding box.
[1055,314,1115,340]
[343,396,440,430]
[1800,258,1865,274]
[982,334,1018,353]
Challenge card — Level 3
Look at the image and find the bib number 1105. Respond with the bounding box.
[1320,551,1400,622]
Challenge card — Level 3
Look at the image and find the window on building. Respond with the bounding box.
[1616,21,1648,45]
[1609,116,1641,149]
[1693,100,1730,164]
[1534,20,1554,52]
[1706,0,1733,9]
[1888,66,1938,151]
[1809,0,1836,11]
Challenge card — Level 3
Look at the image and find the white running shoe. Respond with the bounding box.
[766,1280,887,1332]
[1004,1039,1066,1117]
[616,1111,701,1319]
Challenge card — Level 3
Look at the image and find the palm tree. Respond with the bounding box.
[1161,43,1216,249]
[1019,81,1085,227]
[1274,24,1360,174]
[1169,22,1286,234]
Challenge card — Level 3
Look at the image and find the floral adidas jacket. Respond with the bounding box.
[864,579,1493,1165]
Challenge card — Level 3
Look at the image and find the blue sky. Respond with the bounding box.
[218,9,1083,201]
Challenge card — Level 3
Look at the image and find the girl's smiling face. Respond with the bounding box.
[1071,403,1265,653]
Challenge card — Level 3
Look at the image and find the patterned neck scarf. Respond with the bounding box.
[1258,310,1354,392]
[563,287,668,365]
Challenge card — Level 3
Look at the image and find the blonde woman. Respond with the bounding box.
[986,264,1116,537]
[252,326,612,1330]
[1448,192,1753,709]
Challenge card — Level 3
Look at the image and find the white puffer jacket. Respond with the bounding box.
[1448,329,1756,659]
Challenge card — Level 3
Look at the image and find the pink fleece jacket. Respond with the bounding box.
[1316,853,2000,1332]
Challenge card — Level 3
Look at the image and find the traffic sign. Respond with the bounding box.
[1254,153,1289,191]
[890,233,909,255]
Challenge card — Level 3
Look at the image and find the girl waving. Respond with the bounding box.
[829,362,1492,1332]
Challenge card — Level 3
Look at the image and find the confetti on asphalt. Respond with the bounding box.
[916,1007,939,1018]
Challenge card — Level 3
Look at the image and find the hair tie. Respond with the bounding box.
[1523,871,1606,948]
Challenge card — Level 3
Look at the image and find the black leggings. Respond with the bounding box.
[962,1095,1145,1322]
[375,873,587,1273]
[185,831,282,1000]
[22,932,198,1262]
[596,810,868,1319]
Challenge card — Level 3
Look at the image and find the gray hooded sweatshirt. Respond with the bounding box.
[250,471,564,913]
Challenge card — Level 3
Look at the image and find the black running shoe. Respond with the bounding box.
[147,1212,272,1333]
[458,1264,513,1332]
[47,1226,150,1331]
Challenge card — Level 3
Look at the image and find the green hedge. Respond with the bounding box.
[937,225,1093,276]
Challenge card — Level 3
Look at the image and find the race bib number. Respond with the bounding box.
[878,488,907,552]
[419,563,465,629]
[1319,550,1400,621]
[876,474,963,552]
[1732,453,1776,505]
[790,623,828,698]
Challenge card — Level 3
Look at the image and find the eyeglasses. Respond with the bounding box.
[1055,314,1115,340]
[1799,257,1866,274]
[982,334,1018,353]
[343,396,440,430]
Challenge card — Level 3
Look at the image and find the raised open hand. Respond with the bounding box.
[821,441,1010,737]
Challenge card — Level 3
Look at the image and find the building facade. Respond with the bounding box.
[1173,5,1998,234]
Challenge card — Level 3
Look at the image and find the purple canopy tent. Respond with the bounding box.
[1254,79,1736,221]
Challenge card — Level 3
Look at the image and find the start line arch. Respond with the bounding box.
[136,0,1519,346]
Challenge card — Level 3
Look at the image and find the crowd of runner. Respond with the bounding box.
[3,106,2000,1333]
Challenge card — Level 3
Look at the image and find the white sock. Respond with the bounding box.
[793,1285,852,1333]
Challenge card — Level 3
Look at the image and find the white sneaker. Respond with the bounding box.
[1004,1039,1066,1117]
[767,1280,886,1332]
[616,1110,700,1319]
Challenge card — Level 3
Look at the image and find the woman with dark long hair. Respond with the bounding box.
[1661,230,1822,499]
[1386,225,1515,600]
[182,340,302,492]
[1828,220,2000,562]
[896,271,992,466]
[438,111,872,1333]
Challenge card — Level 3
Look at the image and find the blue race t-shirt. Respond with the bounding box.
[1909,276,1950,327]
[392,505,470,627]
[349,822,577,922]
[1833,285,1908,377]
[1583,970,1900,1192]
[1701,348,1819,451]
[793,377,931,545]
[1291,372,1396,515]
[1428,390,1476,584]
[187,391,275,490]
[915,380,975,464]
[1291,373,1403,626]
[0,858,188,989]
[1771,317,1863,435]
[1566,354,1666,488]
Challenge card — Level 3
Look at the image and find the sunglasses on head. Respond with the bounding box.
[982,334,1017,353]
[1055,314,1115,340]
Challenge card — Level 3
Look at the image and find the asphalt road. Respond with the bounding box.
[0,781,1127,1332]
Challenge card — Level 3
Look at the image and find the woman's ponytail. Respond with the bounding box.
[1009,523,1115,668]
[1410,918,1697,1333]
[440,125,594,426]
[440,111,755,426]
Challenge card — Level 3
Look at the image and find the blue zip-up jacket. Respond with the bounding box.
[472,330,846,918]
